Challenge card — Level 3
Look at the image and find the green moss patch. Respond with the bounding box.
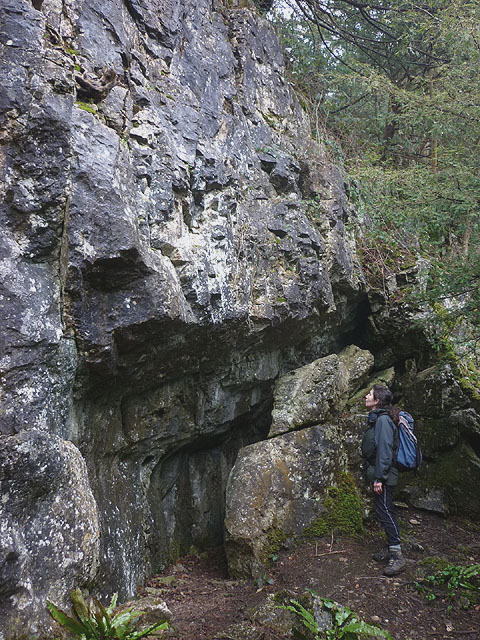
[303,473,364,539]
[416,555,450,578]
[76,101,97,114]
[457,361,480,401]
[263,526,288,564]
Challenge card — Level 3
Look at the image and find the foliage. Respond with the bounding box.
[303,473,364,539]
[46,588,169,639]
[270,1,480,355]
[415,562,480,611]
[256,573,275,589]
[281,595,394,639]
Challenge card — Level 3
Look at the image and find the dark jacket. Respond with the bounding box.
[361,409,399,486]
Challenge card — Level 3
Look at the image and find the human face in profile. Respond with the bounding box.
[365,388,379,410]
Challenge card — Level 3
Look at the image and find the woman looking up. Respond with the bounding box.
[361,384,406,576]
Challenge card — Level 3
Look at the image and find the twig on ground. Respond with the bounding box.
[315,550,351,557]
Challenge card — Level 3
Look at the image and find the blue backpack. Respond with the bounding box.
[394,411,422,472]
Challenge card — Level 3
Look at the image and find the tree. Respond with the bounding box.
[270,0,480,356]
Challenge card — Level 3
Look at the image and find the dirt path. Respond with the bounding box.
[141,507,480,639]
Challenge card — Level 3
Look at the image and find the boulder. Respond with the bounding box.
[400,443,480,520]
[219,592,298,639]
[0,431,100,639]
[224,423,345,578]
[399,485,450,517]
[269,345,374,437]
[218,590,362,640]
[116,595,172,628]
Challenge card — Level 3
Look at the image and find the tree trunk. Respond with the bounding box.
[429,72,438,173]
[381,94,401,161]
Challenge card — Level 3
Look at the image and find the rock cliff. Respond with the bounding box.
[0,0,364,635]
[1,1,479,637]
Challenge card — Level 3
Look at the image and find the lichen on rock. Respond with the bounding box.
[0,431,99,638]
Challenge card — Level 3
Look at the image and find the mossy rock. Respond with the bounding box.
[402,442,480,520]
[303,473,364,538]
[225,424,346,579]
[263,526,288,563]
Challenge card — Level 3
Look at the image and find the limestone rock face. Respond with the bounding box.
[0,0,365,634]
[404,364,466,421]
[269,345,373,437]
[0,431,99,638]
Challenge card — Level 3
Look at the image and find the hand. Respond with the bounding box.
[373,480,383,494]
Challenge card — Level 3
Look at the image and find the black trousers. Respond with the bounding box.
[373,484,401,547]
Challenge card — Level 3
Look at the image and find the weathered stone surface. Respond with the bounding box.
[400,443,480,520]
[218,589,343,639]
[269,345,373,437]
[396,364,480,518]
[399,485,450,517]
[399,363,478,460]
[339,344,376,390]
[362,284,435,371]
[404,364,466,419]
[450,408,480,437]
[224,424,345,578]
[2,2,478,635]
[0,431,99,638]
[117,595,172,627]
[223,346,374,580]
[0,0,366,633]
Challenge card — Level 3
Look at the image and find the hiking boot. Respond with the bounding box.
[372,548,391,563]
[383,550,406,576]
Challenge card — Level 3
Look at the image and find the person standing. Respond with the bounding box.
[361,384,406,576]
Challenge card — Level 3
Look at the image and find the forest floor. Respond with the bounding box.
[139,507,480,640]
